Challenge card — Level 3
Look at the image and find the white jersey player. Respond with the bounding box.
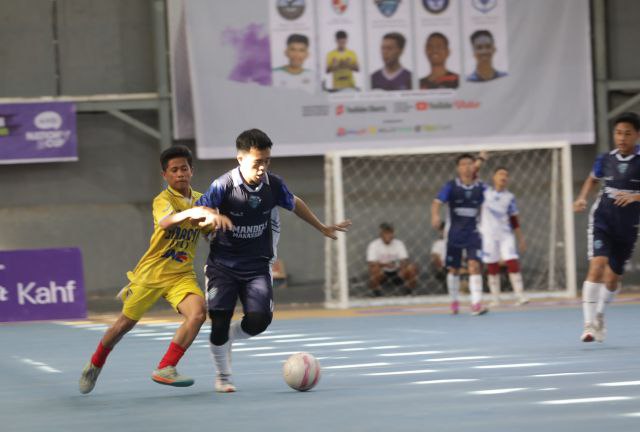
[480,167,528,306]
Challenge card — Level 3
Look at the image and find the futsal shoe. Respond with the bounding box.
[450,300,460,315]
[515,296,530,306]
[594,313,606,343]
[215,374,237,393]
[470,303,489,316]
[79,362,102,394]
[581,323,595,342]
[151,366,194,387]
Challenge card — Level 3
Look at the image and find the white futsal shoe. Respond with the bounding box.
[215,374,236,393]
[79,362,102,394]
[581,323,595,343]
[594,313,606,343]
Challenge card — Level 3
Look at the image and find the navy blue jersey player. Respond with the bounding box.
[574,112,640,343]
[197,129,351,392]
[431,153,488,316]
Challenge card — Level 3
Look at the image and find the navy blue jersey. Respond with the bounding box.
[436,178,485,246]
[590,148,640,237]
[197,168,295,269]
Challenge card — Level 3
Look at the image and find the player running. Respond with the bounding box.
[431,153,488,315]
[79,145,229,394]
[481,167,528,307]
[574,112,640,343]
[197,128,351,392]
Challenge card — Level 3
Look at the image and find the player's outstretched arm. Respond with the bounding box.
[158,207,232,231]
[292,195,351,240]
[431,200,442,230]
[573,175,599,212]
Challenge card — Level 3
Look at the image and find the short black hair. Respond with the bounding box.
[427,32,449,48]
[336,30,347,40]
[236,128,273,152]
[494,166,509,174]
[470,29,494,45]
[160,145,193,171]
[456,153,474,165]
[379,222,394,232]
[383,32,406,51]
[614,112,640,131]
[287,33,309,47]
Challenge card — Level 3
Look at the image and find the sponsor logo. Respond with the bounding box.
[416,101,428,111]
[594,239,603,250]
[302,105,330,117]
[618,163,629,174]
[472,0,497,14]
[336,104,387,115]
[277,0,305,20]
[332,0,349,14]
[375,0,401,17]
[465,190,472,199]
[14,280,78,305]
[248,195,262,208]
[230,211,244,217]
[0,285,8,302]
[454,207,478,217]
[0,116,8,136]
[232,222,269,239]
[34,111,63,130]
[423,0,449,14]
[336,105,345,116]
[161,249,189,263]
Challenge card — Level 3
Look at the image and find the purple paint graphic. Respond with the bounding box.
[222,23,272,86]
[0,248,87,322]
[0,101,78,165]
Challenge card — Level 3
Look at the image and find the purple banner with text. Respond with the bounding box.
[0,101,78,164]
[0,248,87,322]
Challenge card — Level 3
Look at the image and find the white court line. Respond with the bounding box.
[252,351,299,357]
[128,329,158,334]
[378,351,444,357]
[253,334,305,340]
[539,396,633,405]
[537,388,558,391]
[21,358,61,374]
[132,332,174,337]
[341,345,402,352]
[324,362,389,370]
[304,341,364,347]
[475,363,545,369]
[622,413,640,417]
[232,347,273,352]
[275,337,333,343]
[424,356,492,362]
[597,381,640,387]
[364,369,438,376]
[153,337,175,341]
[470,388,527,395]
[530,372,604,378]
[412,379,478,385]
[315,356,350,360]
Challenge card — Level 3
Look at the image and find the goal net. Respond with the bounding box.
[324,142,576,308]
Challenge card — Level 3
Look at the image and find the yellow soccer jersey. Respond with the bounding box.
[326,49,358,89]
[126,186,204,288]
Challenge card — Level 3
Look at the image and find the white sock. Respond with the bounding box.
[209,341,231,376]
[229,320,251,342]
[488,274,500,301]
[596,284,619,315]
[582,281,602,324]
[447,274,460,302]
[508,272,525,298]
[469,274,483,304]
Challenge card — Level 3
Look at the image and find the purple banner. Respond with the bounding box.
[0,101,78,164]
[0,248,87,322]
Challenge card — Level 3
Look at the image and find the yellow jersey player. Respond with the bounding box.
[79,145,231,394]
[325,30,359,91]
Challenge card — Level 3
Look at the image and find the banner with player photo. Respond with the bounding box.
[184,0,594,159]
[0,101,78,164]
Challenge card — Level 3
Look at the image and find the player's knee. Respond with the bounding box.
[209,310,233,345]
[190,308,206,326]
[487,263,500,275]
[468,260,481,274]
[241,312,273,336]
[505,260,520,273]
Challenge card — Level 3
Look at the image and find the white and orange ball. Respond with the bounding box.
[282,352,321,391]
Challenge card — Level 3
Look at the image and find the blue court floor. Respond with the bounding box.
[2,304,640,432]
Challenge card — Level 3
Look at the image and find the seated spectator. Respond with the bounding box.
[366,222,418,296]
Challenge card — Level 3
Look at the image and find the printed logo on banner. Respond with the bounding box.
[422,0,449,14]
[0,115,9,136]
[332,0,349,14]
[277,0,305,20]
[472,0,498,14]
[23,109,73,150]
[375,0,401,17]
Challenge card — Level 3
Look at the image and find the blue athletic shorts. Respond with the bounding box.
[205,262,273,313]
[446,233,482,269]
[590,226,636,275]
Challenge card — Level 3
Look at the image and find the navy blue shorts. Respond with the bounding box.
[205,262,273,313]
[590,226,636,275]
[446,234,482,269]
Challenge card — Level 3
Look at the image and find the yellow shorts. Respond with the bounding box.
[120,277,204,321]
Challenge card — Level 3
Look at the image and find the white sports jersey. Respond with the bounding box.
[366,238,408,272]
[272,67,315,93]
[480,187,518,240]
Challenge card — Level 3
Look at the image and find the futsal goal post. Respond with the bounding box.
[324,141,576,309]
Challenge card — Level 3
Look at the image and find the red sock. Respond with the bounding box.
[91,341,112,368]
[158,342,186,369]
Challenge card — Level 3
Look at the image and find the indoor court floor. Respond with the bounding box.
[3,301,640,432]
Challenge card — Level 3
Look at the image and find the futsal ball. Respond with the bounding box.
[282,352,321,391]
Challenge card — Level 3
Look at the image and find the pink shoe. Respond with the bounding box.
[471,303,488,316]
[451,301,460,315]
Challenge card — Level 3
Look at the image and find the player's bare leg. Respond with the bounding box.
[468,260,488,315]
[152,293,206,387]
[79,314,137,394]
[399,263,418,294]
[581,257,608,342]
[369,263,384,297]
[447,268,461,314]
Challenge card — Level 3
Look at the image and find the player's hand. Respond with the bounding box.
[613,191,640,207]
[573,198,587,212]
[431,216,441,230]
[204,214,234,231]
[322,219,351,240]
[518,238,527,253]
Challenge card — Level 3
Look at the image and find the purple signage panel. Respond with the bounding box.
[0,248,87,322]
[0,101,78,164]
